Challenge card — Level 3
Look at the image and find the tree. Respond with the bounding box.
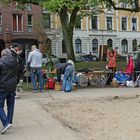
[2,0,140,61]
[2,0,101,61]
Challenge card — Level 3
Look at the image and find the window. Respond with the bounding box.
[91,16,98,30]
[75,38,82,53]
[106,17,112,30]
[28,15,32,32]
[92,39,98,53]
[43,13,51,28]
[132,18,137,31]
[107,39,113,48]
[0,13,2,32]
[121,2,127,8]
[13,14,23,31]
[106,2,112,11]
[131,0,135,9]
[26,4,32,11]
[121,39,128,53]
[121,17,127,30]
[75,15,81,29]
[62,39,67,53]
[132,39,137,51]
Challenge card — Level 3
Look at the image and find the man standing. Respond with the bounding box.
[0,48,18,134]
[27,45,44,93]
[10,43,24,98]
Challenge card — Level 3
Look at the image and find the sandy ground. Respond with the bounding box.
[40,93,140,140]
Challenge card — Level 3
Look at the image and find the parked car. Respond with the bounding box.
[76,53,99,62]
[42,53,59,65]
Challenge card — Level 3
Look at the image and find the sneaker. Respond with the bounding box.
[15,96,20,99]
[32,90,38,93]
[40,90,44,93]
[1,123,12,134]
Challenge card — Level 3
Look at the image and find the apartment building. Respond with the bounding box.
[0,1,43,55]
[44,5,140,59]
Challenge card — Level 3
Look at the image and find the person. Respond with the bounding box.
[0,48,18,134]
[27,45,44,93]
[55,63,69,83]
[62,59,75,92]
[125,55,135,80]
[10,43,24,98]
[133,52,140,81]
[107,48,117,81]
[55,60,75,92]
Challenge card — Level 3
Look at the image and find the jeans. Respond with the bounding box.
[62,65,75,91]
[0,92,15,127]
[31,67,44,91]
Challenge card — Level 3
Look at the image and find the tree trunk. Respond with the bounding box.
[62,26,75,61]
[59,6,79,61]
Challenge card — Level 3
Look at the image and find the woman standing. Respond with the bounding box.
[125,55,134,80]
[107,48,117,83]
[107,48,117,76]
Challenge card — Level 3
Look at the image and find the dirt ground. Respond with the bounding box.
[41,93,140,140]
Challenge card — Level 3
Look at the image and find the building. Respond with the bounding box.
[1,1,139,60]
[0,1,44,57]
[44,4,140,59]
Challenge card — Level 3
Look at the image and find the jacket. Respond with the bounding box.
[126,56,134,74]
[0,55,18,93]
[55,63,72,82]
[107,49,117,68]
[27,49,42,68]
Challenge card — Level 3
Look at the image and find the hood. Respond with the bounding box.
[1,55,18,69]
[35,49,41,52]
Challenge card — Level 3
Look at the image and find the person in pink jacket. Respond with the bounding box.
[125,55,135,80]
[107,48,117,76]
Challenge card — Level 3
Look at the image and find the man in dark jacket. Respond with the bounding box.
[0,48,18,134]
[10,43,24,97]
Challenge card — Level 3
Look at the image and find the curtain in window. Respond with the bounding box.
[121,39,128,53]
[18,15,22,31]
[13,15,17,31]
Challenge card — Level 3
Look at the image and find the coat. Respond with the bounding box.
[0,55,18,93]
[126,56,134,74]
[107,49,117,68]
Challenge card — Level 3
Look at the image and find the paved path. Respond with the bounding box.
[0,96,81,140]
[1,87,140,140]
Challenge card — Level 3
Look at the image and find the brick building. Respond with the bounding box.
[0,1,44,57]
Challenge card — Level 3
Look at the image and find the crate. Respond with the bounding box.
[110,80,119,87]
[55,82,62,91]
[78,75,88,87]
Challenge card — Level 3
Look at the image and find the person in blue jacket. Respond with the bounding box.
[55,60,75,92]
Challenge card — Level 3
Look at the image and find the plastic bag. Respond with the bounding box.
[64,78,72,92]
[115,71,129,83]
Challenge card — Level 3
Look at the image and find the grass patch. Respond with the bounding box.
[23,61,126,91]
[75,61,126,71]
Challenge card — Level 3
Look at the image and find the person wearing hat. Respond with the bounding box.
[0,48,19,134]
[55,59,75,92]
[62,59,75,92]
